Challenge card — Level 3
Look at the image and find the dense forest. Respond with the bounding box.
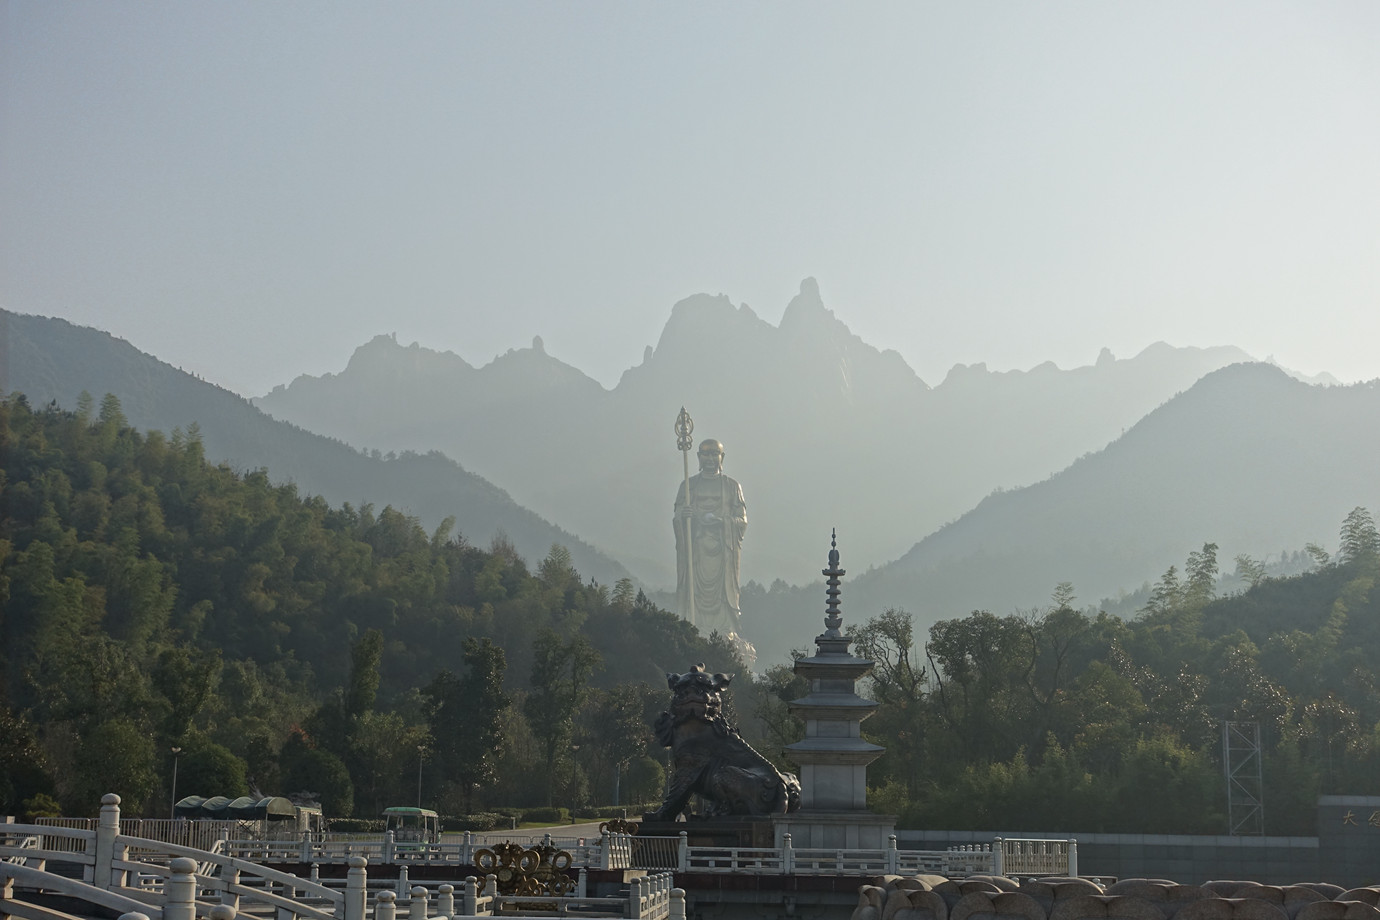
[3,393,1378,837]
[847,517,1380,835]
[0,394,744,821]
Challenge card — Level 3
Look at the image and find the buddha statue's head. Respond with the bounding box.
[697,439,724,475]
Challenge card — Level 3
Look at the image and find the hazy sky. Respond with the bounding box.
[4,2,1378,396]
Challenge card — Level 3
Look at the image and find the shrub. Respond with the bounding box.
[328,818,384,833]
[440,813,507,832]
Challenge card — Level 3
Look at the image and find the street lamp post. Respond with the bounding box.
[417,746,425,808]
[170,747,183,818]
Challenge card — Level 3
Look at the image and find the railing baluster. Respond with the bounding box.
[375,890,396,920]
[345,856,368,920]
[164,857,198,920]
[461,877,476,916]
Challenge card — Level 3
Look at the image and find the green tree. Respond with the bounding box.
[346,630,384,719]
[525,630,602,805]
[852,609,927,795]
[425,638,511,813]
[69,718,157,814]
[280,732,354,818]
[1338,507,1379,567]
[1234,554,1267,588]
[0,707,53,814]
[583,683,657,806]
[178,737,249,798]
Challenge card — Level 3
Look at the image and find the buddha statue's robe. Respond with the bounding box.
[673,471,747,638]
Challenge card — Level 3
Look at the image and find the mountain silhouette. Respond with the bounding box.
[1,309,631,585]
[740,362,1380,664]
[256,279,1263,589]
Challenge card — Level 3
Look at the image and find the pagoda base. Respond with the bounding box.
[770,811,897,849]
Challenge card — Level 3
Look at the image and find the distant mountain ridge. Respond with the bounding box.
[255,278,1271,587]
[0,309,631,585]
[735,362,1380,664]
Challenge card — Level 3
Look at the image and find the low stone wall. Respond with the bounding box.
[898,831,1325,887]
[898,796,1380,889]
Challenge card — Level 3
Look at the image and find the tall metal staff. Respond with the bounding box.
[675,407,696,629]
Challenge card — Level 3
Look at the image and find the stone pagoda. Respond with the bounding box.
[773,532,895,848]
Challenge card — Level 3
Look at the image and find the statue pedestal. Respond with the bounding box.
[639,815,776,848]
[771,811,896,849]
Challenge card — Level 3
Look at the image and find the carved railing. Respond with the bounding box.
[1,796,369,920]
[995,837,1078,878]
[219,828,1073,879]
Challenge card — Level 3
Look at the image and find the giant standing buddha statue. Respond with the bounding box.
[673,409,748,647]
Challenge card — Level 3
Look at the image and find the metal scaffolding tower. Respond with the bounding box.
[1223,721,1264,835]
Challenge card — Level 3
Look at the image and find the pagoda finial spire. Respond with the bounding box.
[822,528,845,637]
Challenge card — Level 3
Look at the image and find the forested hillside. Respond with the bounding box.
[2,309,629,586]
[4,394,1377,837]
[0,394,744,820]
[853,519,1380,835]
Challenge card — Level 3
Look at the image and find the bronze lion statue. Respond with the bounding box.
[644,664,801,821]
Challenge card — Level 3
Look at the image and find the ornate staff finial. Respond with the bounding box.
[675,407,695,451]
[823,528,845,637]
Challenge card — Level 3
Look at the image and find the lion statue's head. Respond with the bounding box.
[654,664,733,744]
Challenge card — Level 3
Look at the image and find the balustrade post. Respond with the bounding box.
[670,889,686,920]
[992,838,1004,877]
[577,869,587,898]
[210,905,237,920]
[165,857,199,920]
[345,857,368,920]
[1067,839,1078,878]
[222,867,241,911]
[437,883,454,917]
[301,832,312,862]
[781,833,794,875]
[628,877,642,920]
[601,833,612,871]
[375,890,397,920]
[310,865,320,884]
[118,913,150,920]
[887,835,899,875]
[409,886,428,920]
[277,877,298,920]
[396,866,410,896]
[94,793,123,890]
[484,875,497,899]
[463,831,473,867]
[384,831,396,865]
[677,832,688,873]
[463,877,478,916]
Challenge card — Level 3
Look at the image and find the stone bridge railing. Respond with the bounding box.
[214,829,1074,879]
[2,794,368,920]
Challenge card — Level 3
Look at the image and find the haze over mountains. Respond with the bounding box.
[821,362,1380,657]
[6,286,1374,670]
[0,309,631,587]
[255,278,1318,589]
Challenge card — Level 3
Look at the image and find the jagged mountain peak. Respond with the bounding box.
[341,333,474,376]
[778,277,833,329]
